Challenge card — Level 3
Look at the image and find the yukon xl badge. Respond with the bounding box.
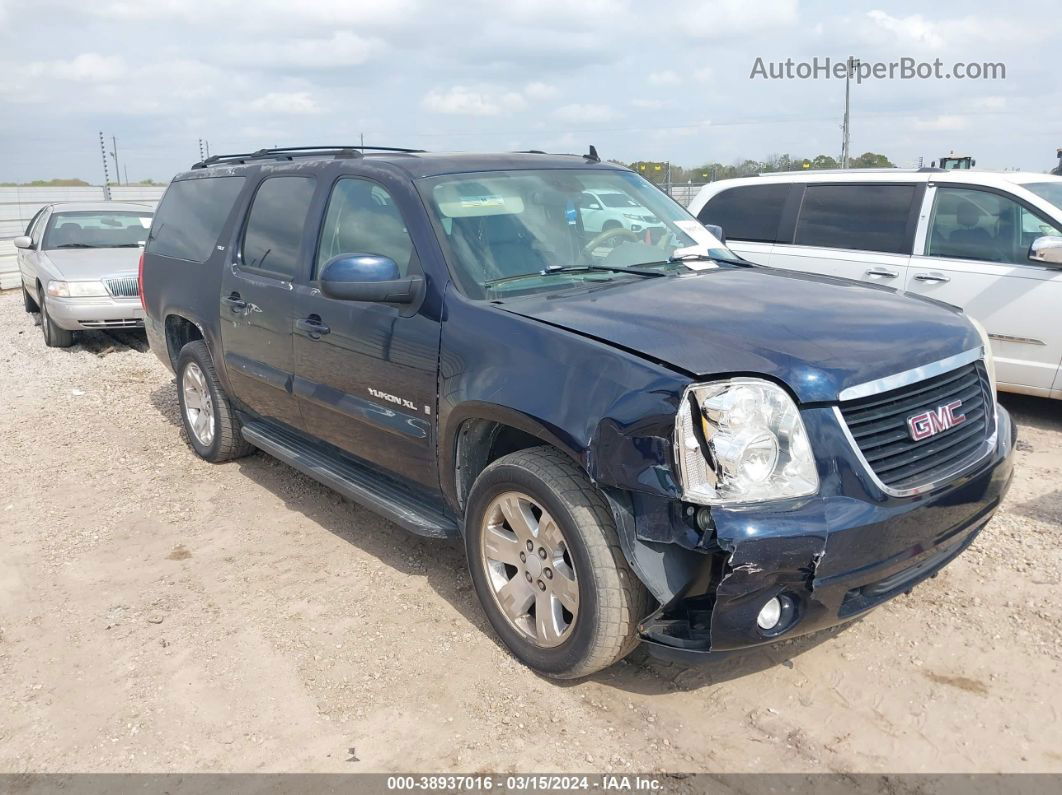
[907,400,965,441]
[368,387,417,412]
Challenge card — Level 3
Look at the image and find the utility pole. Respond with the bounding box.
[840,56,859,169]
[360,132,365,148]
[198,138,205,161]
[110,136,121,186]
[205,140,210,158]
[98,131,112,200]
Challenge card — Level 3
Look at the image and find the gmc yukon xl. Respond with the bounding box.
[141,146,1015,678]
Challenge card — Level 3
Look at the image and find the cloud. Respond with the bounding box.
[553,103,619,122]
[524,81,559,100]
[913,114,968,131]
[243,91,324,115]
[227,31,383,68]
[24,53,126,82]
[677,0,798,39]
[865,10,945,48]
[648,70,682,86]
[422,86,527,116]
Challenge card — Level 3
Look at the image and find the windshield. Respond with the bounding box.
[42,210,153,250]
[1025,182,1062,214]
[419,169,734,298]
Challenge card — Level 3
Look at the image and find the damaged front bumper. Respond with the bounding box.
[620,404,1016,663]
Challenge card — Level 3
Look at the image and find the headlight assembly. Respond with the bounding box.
[674,378,819,505]
[46,280,109,298]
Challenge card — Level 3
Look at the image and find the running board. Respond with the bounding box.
[240,421,459,539]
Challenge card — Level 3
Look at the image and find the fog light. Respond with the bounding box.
[756,597,783,630]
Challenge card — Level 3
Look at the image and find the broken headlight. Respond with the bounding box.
[674,378,819,505]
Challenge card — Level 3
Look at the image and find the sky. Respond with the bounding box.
[0,0,1059,183]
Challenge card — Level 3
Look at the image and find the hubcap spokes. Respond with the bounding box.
[481,491,579,648]
[181,363,215,446]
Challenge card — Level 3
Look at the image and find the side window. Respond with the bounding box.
[698,184,789,244]
[315,178,415,278]
[241,176,317,279]
[926,187,1062,265]
[794,184,916,254]
[25,208,46,240]
[147,176,246,263]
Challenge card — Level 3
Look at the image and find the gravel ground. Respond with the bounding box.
[1,288,1060,774]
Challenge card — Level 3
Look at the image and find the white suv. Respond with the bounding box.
[577,189,662,236]
[689,170,1062,400]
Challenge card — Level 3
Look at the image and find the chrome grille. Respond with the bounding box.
[103,276,139,298]
[79,318,144,328]
[838,361,994,494]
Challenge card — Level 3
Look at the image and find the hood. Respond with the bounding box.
[43,247,141,280]
[497,266,981,403]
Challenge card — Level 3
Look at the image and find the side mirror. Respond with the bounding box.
[588,203,601,210]
[1029,235,1062,266]
[704,223,726,245]
[13,235,33,250]
[319,254,422,303]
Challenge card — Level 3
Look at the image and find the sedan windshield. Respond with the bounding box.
[1025,182,1062,214]
[419,169,734,298]
[42,211,153,250]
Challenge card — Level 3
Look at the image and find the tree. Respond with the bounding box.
[811,154,840,169]
[849,152,895,169]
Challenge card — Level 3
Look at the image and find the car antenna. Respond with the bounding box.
[585,145,600,163]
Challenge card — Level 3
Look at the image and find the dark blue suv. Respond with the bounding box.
[141,146,1015,678]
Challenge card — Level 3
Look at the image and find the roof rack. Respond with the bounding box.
[191,145,426,169]
[756,167,944,177]
[509,145,602,162]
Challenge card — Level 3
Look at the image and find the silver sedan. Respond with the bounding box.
[15,201,154,347]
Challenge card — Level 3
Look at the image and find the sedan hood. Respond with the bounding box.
[43,248,141,280]
[497,266,981,403]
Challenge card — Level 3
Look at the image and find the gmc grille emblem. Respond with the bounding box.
[907,400,966,441]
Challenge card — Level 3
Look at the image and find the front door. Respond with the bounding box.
[906,185,1062,394]
[219,174,317,428]
[292,176,441,489]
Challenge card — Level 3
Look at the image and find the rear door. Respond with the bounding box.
[291,174,441,489]
[694,182,789,266]
[770,182,922,285]
[219,173,317,429]
[906,184,1062,394]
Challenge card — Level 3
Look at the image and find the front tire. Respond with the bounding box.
[465,447,649,679]
[39,294,74,348]
[176,340,254,462]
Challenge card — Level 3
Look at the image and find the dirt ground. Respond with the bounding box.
[0,288,1060,775]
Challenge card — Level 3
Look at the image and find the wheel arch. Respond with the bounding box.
[445,403,587,516]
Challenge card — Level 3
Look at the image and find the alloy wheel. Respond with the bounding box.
[181,362,216,446]
[480,491,580,647]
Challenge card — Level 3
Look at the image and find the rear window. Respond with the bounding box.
[794,184,916,254]
[147,176,246,263]
[240,176,316,279]
[697,184,789,243]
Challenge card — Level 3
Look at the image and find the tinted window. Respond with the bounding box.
[795,184,915,254]
[241,176,316,279]
[147,176,246,263]
[927,187,1062,265]
[698,184,789,243]
[316,178,414,278]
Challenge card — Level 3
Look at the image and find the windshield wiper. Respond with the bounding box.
[668,252,755,268]
[111,243,143,248]
[55,243,97,249]
[484,264,665,288]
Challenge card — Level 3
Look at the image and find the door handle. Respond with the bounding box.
[296,316,330,338]
[222,294,248,313]
[913,271,950,284]
[864,268,898,279]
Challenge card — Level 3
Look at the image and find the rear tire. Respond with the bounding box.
[39,294,74,348]
[465,446,649,679]
[22,284,38,313]
[176,340,255,463]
